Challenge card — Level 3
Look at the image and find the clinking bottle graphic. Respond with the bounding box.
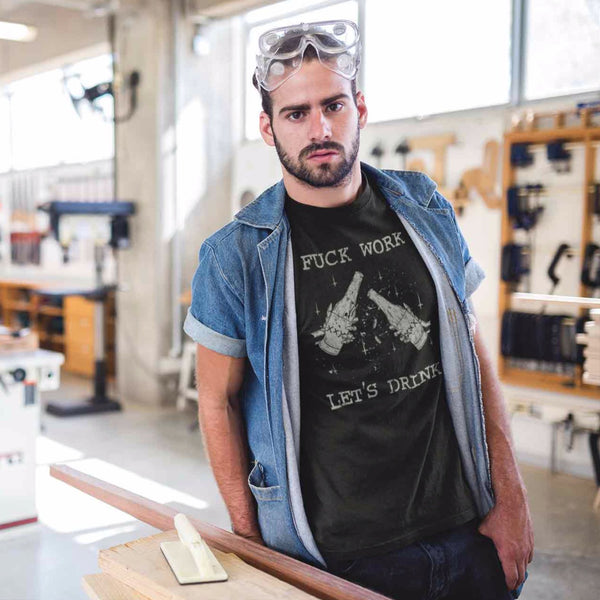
[312,271,363,356]
[367,289,430,350]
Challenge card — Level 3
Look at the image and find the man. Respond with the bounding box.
[184,20,533,600]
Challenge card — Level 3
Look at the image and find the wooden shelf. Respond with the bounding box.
[38,305,64,316]
[38,332,65,344]
[499,112,599,397]
[511,293,600,309]
[6,301,33,311]
[505,125,600,144]
[63,294,116,377]
[0,280,115,378]
[501,367,600,399]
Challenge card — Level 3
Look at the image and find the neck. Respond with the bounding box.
[281,160,363,208]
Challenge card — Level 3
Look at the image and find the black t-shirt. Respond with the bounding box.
[285,173,477,561]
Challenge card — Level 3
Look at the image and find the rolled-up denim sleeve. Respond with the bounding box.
[183,241,247,358]
[432,190,486,299]
[464,256,486,299]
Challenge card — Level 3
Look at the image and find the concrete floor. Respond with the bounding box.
[1,373,599,600]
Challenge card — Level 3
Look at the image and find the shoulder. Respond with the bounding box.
[381,168,436,187]
[203,220,246,249]
[199,219,266,290]
[380,169,439,205]
[205,215,271,250]
[361,163,439,208]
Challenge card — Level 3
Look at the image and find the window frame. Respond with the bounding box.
[518,0,600,103]
[241,0,600,141]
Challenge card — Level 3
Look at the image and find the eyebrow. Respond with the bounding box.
[278,93,350,116]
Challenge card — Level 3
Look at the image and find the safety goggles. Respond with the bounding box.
[255,20,360,92]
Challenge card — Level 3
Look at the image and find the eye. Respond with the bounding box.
[287,110,305,121]
[327,101,343,112]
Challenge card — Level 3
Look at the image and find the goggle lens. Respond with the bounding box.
[255,20,360,91]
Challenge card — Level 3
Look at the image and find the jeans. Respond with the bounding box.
[325,519,524,600]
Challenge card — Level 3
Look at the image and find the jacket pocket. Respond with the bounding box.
[247,461,282,502]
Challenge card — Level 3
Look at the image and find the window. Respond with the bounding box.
[9,69,67,170]
[5,53,114,170]
[524,0,600,100]
[364,0,512,122]
[61,54,114,164]
[244,0,359,140]
[239,0,599,138]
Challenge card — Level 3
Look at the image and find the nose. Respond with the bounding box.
[308,110,332,142]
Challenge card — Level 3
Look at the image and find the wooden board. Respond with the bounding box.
[83,573,149,600]
[99,530,319,600]
[0,330,38,353]
[50,464,390,600]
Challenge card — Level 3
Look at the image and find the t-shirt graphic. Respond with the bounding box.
[313,270,431,356]
[285,173,477,561]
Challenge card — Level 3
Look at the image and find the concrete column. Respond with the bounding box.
[181,19,237,284]
[114,0,175,406]
[113,2,237,406]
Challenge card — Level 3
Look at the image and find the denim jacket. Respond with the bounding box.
[184,162,493,569]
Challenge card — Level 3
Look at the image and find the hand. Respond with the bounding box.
[325,301,358,344]
[312,301,358,355]
[477,488,534,591]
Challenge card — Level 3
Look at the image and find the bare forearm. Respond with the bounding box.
[472,313,534,590]
[474,325,525,500]
[198,398,259,536]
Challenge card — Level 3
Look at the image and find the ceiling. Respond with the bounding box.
[0,0,276,20]
[0,0,275,75]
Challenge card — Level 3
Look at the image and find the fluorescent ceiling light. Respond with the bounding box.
[0,21,38,42]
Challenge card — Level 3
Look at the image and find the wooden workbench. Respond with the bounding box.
[51,465,392,600]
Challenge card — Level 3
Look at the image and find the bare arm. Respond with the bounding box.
[470,308,534,591]
[195,344,263,544]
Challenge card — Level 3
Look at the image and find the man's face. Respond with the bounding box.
[259,59,368,188]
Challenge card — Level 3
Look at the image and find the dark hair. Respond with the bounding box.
[252,36,358,120]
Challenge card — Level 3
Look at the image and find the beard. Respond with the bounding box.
[273,123,360,188]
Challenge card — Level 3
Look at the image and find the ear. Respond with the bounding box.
[259,111,275,147]
[356,90,368,130]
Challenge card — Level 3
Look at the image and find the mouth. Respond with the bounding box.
[307,150,339,162]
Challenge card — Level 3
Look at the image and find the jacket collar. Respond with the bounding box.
[233,161,438,230]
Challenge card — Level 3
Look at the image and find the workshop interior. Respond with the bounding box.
[0,0,599,599]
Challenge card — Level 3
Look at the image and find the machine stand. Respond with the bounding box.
[45,301,121,417]
[43,279,120,417]
[46,358,121,415]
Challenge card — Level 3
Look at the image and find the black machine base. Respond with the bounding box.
[46,397,121,417]
[45,358,118,417]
